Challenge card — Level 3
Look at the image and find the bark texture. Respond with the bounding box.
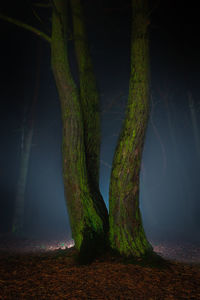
[109,0,153,257]
[51,0,107,259]
[70,0,108,234]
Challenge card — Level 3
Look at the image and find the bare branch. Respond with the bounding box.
[150,94,167,175]
[30,4,46,24]
[0,13,51,44]
[101,92,125,114]
[100,160,111,169]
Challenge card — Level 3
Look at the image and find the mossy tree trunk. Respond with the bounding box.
[70,0,108,233]
[109,0,153,257]
[51,0,108,258]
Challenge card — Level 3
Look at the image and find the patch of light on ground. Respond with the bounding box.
[44,239,75,251]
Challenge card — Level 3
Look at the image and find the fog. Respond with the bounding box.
[100,87,200,244]
[0,0,200,246]
[2,71,200,244]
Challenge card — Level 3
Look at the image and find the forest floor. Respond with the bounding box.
[0,235,200,299]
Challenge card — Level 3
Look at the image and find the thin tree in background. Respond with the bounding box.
[12,43,41,235]
[158,84,191,220]
[188,91,200,163]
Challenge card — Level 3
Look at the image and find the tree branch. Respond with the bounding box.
[0,13,51,44]
[100,159,111,169]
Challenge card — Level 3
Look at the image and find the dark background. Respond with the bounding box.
[0,0,200,244]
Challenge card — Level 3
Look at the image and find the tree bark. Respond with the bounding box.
[51,0,107,259]
[70,0,108,233]
[109,0,153,257]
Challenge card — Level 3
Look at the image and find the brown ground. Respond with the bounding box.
[0,236,200,299]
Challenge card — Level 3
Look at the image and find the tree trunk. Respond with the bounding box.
[70,0,108,233]
[109,0,152,257]
[12,43,41,235]
[188,91,200,162]
[51,0,107,259]
[12,126,33,234]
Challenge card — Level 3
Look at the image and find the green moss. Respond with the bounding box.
[108,0,151,259]
[51,1,108,257]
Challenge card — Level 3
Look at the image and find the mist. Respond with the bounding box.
[0,0,200,248]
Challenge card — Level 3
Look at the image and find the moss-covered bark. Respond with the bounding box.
[109,0,153,257]
[70,0,108,234]
[51,0,107,258]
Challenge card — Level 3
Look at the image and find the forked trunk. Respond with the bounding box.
[51,0,108,259]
